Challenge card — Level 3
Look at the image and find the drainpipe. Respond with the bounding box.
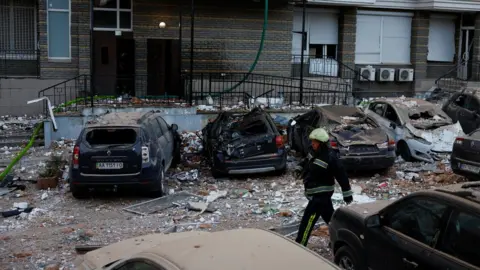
[299,0,306,105]
[89,0,95,110]
[189,0,194,105]
[179,4,183,98]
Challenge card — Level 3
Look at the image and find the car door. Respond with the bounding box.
[436,209,480,269]
[443,93,463,123]
[365,196,452,270]
[156,117,173,167]
[461,95,480,134]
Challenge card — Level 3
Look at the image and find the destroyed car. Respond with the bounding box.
[202,107,287,177]
[364,98,463,162]
[329,182,480,270]
[70,111,181,198]
[442,90,480,134]
[287,105,395,171]
[74,228,340,269]
[451,128,480,180]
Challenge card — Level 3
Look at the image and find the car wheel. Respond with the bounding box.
[71,185,89,199]
[149,165,165,198]
[334,246,362,270]
[397,141,412,161]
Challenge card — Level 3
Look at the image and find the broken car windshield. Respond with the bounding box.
[85,128,137,145]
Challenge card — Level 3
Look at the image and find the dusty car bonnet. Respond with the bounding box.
[74,228,339,270]
[343,199,396,217]
[314,106,387,145]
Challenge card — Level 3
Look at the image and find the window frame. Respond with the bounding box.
[93,0,133,31]
[427,15,456,63]
[47,0,71,60]
[0,0,38,60]
[355,11,413,65]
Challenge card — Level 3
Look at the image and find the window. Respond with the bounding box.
[156,117,170,135]
[438,211,480,267]
[384,105,400,125]
[93,0,132,31]
[47,0,70,59]
[0,0,37,56]
[355,12,413,64]
[428,16,456,62]
[385,198,448,247]
[370,103,386,116]
[115,260,164,270]
[149,119,162,137]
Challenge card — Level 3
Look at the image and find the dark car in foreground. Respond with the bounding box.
[287,105,395,171]
[329,182,480,270]
[202,107,287,178]
[70,111,180,199]
[451,128,480,181]
[442,90,480,134]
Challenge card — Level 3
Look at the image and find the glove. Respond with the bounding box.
[344,195,353,205]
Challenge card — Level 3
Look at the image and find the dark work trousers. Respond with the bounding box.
[295,191,335,247]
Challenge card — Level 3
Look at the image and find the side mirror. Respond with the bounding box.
[170,124,178,132]
[390,123,396,129]
[366,214,382,228]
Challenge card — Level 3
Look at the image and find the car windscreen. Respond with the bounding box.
[84,128,138,145]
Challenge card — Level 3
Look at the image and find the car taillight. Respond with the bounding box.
[142,146,150,163]
[388,139,395,145]
[72,146,80,169]
[455,137,464,145]
[275,136,284,148]
[330,141,338,149]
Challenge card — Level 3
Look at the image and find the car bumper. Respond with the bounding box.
[214,151,287,175]
[451,156,480,180]
[339,153,395,171]
[70,167,158,189]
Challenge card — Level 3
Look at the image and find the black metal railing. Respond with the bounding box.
[291,55,372,81]
[435,60,480,93]
[0,49,40,77]
[183,72,353,109]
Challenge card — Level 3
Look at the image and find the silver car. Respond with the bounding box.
[364,97,463,162]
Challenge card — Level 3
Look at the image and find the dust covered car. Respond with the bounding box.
[202,107,287,178]
[74,228,340,270]
[451,128,480,180]
[365,97,463,163]
[69,111,181,198]
[287,105,395,171]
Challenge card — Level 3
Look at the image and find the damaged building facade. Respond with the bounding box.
[292,0,480,96]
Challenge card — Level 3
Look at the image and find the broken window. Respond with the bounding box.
[85,128,137,145]
[370,103,386,117]
[114,260,165,270]
[384,105,400,125]
[454,95,467,108]
[437,211,480,267]
[385,198,448,247]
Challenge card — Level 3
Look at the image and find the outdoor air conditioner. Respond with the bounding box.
[397,68,414,82]
[359,67,375,81]
[377,68,395,82]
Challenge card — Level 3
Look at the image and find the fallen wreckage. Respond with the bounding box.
[202,108,287,178]
[287,105,396,171]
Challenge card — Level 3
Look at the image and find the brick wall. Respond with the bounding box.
[337,7,356,71]
[410,11,429,82]
[38,0,91,79]
[133,0,292,76]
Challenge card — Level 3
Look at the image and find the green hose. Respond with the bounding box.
[213,0,269,96]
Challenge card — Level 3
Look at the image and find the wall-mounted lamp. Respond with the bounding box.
[159,22,166,28]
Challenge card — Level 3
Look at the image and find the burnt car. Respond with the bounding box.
[74,228,340,270]
[70,111,181,199]
[287,105,395,171]
[442,89,480,134]
[329,182,480,270]
[451,128,480,180]
[202,107,287,178]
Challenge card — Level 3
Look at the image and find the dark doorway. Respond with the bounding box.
[116,38,135,96]
[147,39,181,97]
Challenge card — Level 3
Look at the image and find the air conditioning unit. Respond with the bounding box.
[377,68,395,82]
[397,68,414,82]
[359,67,375,81]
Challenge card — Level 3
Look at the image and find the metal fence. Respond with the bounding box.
[435,60,480,93]
[0,49,39,77]
[291,55,364,81]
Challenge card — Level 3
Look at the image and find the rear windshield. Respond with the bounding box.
[85,128,137,145]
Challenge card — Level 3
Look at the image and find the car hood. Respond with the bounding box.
[332,126,387,146]
[74,228,339,270]
[406,122,464,152]
[342,199,396,218]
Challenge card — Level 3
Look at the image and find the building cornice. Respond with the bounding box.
[308,0,480,11]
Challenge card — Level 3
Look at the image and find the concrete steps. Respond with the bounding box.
[0,132,43,148]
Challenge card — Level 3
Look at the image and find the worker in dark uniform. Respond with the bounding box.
[294,127,353,246]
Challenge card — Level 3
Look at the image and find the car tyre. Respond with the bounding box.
[71,185,89,199]
[149,165,165,198]
[397,141,412,162]
[334,245,363,270]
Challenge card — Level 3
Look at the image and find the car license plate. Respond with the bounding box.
[460,163,480,173]
[96,162,123,169]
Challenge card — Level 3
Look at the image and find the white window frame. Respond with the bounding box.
[93,0,133,31]
[355,11,413,65]
[47,0,71,60]
[427,14,456,62]
[0,0,38,60]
